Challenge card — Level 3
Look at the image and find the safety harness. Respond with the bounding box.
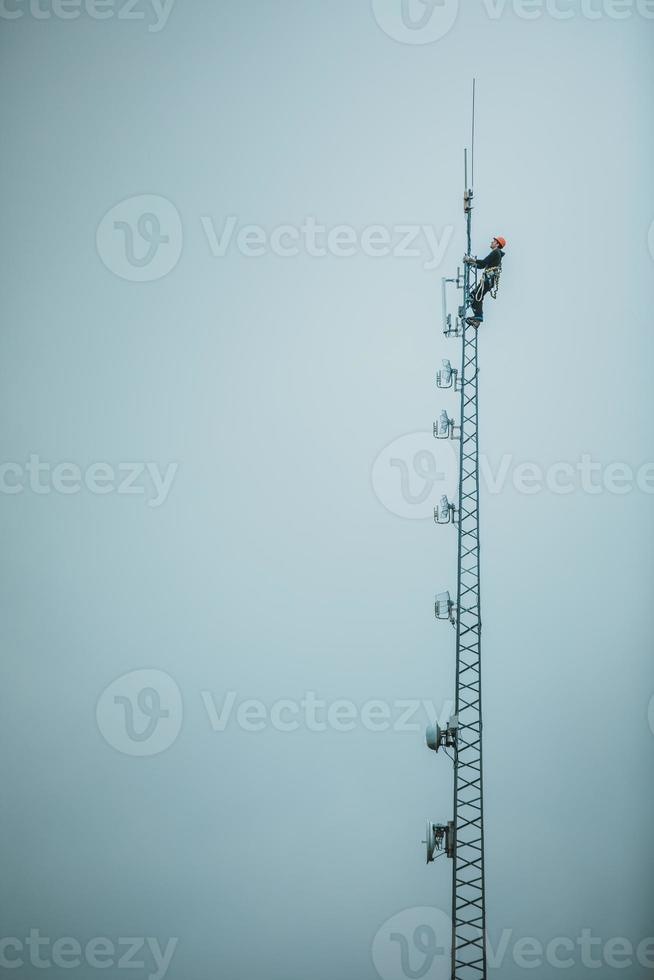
[472,264,501,302]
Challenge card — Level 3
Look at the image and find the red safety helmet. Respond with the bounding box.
[494,236,506,248]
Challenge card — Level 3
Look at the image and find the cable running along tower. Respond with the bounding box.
[425,80,487,980]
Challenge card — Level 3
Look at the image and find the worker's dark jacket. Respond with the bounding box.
[474,247,505,270]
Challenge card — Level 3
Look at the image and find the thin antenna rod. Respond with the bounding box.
[471,78,476,191]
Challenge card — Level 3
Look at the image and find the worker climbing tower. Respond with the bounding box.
[425,81,488,980]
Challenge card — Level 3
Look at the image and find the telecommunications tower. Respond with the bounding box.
[424,80,488,980]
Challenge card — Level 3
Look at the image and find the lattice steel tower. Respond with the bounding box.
[424,81,488,980]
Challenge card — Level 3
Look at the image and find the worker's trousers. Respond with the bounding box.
[469,278,491,319]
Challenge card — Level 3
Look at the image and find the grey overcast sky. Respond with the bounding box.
[1,2,653,979]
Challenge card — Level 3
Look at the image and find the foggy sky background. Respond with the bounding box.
[1,2,653,978]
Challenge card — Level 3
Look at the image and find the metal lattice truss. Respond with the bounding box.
[429,89,488,980]
[450,318,487,980]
